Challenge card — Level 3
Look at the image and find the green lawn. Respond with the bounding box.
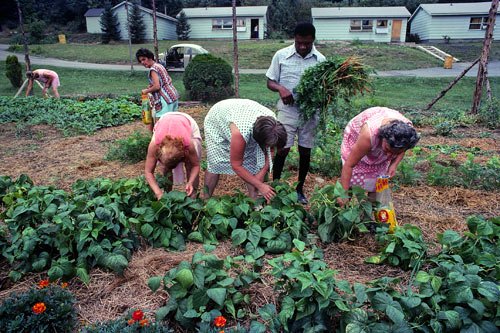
[10,39,450,71]
[1,62,498,115]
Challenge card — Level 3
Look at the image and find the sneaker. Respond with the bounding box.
[297,191,308,205]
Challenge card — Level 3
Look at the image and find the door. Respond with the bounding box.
[251,19,259,39]
[391,20,402,42]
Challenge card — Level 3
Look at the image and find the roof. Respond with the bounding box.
[416,2,494,16]
[84,8,104,17]
[311,6,411,19]
[180,6,268,18]
[112,1,177,22]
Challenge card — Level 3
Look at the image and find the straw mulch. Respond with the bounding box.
[0,105,498,331]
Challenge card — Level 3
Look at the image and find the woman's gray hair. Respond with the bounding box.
[253,116,287,149]
[378,120,420,150]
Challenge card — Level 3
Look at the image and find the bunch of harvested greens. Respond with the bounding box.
[295,56,372,127]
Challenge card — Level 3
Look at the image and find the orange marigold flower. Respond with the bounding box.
[127,319,135,325]
[220,331,225,333]
[214,315,226,327]
[139,319,149,327]
[132,309,144,321]
[38,280,50,289]
[32,302,46,314]
[61,282,68,288]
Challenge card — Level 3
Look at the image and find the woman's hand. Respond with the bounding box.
[185,182,194,197]
[155,190,164,200]
[387,164,398,178]
[258,183,276,202]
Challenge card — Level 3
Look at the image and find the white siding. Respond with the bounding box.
[86,17,102,34]
[313,18,408,42]
[187,16,266,40]
[409,10,431,40]
[410,9,499,42]
[114,5,177,40]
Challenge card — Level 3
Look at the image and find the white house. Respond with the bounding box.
[408,2,498,42]
[179,6,268,40]
[84,8,105,34]
[85,1,178,40]
[311,6,411,42]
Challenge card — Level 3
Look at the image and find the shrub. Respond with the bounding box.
[105,130,151,163]
[183,54,234,102]
[28,20,46,44]
[478,97,500,129]
[5,55,23,88]
[406,33,421,43]
[0,283,77,333]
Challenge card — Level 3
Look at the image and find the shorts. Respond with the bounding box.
[154,98,179,119]
[276,99,318,149]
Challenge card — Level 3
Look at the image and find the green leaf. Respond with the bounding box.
[183,309,200,318]
[187,231,204,243]
[76,267,90,285]
[148,276,162,292]
[415,271,431,283]
[155,305,171,321]
[431,276,442,293]
[385,242,396,254]
[334,299,350,312]
[231,229,247,246]
[48,265,64,281]
[292,239,306,252]
[279,296,295,325]
[345,323,365,333]
[477,281,500,302]
[248,321,267,333]
[248,224,262,248]
[206,288,227,306]
[141,223,154,237]
[386,304,405,324]
[365,255,383,264]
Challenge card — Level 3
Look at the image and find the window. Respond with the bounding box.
[376,19,388,34]
[350,19,373,32]
[377,20,387,28]
[469,17,488,30]
[212,18,246,30]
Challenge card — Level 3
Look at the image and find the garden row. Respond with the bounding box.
[0,174,498,332]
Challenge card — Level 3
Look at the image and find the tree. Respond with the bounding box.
[129,1,146,43]
[100,2,121,43]
[157,0,183,17]
[176,11,191,40]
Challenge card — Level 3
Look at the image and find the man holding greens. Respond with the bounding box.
[266,22,326,204]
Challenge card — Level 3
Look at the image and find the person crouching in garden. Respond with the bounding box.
[145,112,202,199]
[25,69,61,98]
[203,99,287,202]
[340,106,420,199]
[136,48,179,131]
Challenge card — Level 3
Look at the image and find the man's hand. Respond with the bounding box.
[155,190,164,200]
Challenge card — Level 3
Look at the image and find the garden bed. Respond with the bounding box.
[0,104,498,331]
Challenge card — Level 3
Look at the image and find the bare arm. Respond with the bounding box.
[387,151,406,177]
[144,139,163,200]
[142,71,161,95]
[185,142,200,196]
[340,124,372,191]
[229,124,275,201]
[25,79,33,97]
[267,79,294,105]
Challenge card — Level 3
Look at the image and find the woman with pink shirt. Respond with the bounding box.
[340,107,420,197]
[145,112,202,199]
[25,69,60,98]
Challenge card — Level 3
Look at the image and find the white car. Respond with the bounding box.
[159,43,209,70]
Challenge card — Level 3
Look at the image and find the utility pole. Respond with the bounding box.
[151,0,159,61]
[15,0,31,72]
[471,0,498,114]
[232,0,239,97]
[125,0,134,73]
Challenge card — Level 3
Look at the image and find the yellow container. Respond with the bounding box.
[374,176,398,233]
[58,34,66,44]
[141,93,152,125]
[443,56,453,69]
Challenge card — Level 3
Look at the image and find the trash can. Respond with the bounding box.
[443,56,453,69]
[58,34,66,44]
